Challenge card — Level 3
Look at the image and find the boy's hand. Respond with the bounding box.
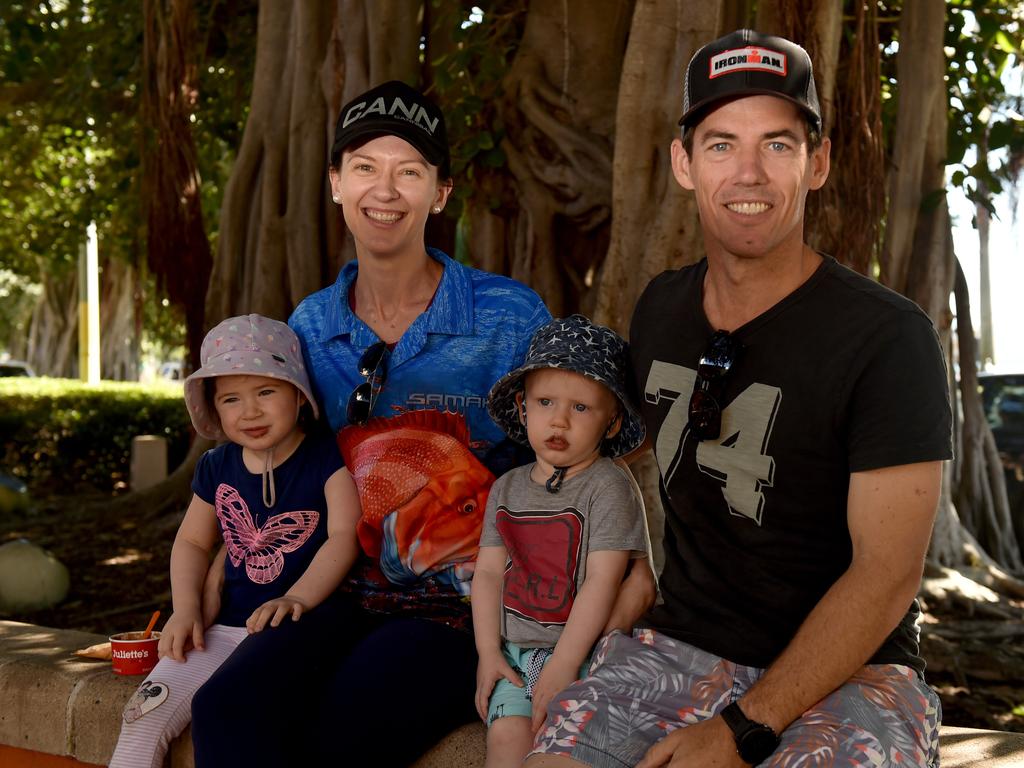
[531,657,580,734]
[158,610,204,662]
[474,649,524,721]
[246,595,308,634]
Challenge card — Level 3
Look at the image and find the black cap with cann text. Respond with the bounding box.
[331,80,451,177]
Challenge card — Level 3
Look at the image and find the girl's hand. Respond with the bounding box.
[474,648,524,721]
[246,595,309,634]
[158,610,205,662]
[530,657,578,735]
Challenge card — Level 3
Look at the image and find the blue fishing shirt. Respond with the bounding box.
[288,249,550,474]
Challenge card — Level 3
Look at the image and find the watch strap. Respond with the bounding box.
[720,702,780,763]
[720,701,753,736]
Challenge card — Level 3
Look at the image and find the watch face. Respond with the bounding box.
[739,725,780,763]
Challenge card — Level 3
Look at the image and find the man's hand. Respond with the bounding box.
[530,656,580,734]
[474,648,523,721]
[246,595,308,633]
[636,716,745,768]
[158,610,204,662]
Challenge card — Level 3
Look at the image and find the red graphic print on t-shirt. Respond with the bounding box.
[495,507,584,626]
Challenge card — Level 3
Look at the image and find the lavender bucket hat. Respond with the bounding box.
[183,314,318,441]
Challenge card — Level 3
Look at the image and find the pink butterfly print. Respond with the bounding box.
[215,484,319,584]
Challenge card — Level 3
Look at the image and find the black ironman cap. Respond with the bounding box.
[679,29,822,134]
[330,80,451,177]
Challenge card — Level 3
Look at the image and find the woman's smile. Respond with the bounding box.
[363,207,405,224]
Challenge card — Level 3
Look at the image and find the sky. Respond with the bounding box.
[950,179,1024,372]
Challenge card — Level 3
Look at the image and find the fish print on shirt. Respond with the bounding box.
[337,410,494,595]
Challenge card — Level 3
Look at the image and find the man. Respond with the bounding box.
[527,29,951,768]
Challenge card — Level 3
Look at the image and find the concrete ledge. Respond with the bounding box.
[0,621,191,767]
[2,620,1022,767]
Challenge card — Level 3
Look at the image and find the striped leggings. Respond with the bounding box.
[108,624,248,768]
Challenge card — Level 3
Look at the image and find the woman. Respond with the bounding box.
[191,81,654,766]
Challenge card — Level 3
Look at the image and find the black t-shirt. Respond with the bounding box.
[629,256,952,672]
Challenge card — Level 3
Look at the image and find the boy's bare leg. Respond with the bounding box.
[484,717,534,768]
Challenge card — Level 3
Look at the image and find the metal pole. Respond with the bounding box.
[86,222,100,383]
[78,242,87,381]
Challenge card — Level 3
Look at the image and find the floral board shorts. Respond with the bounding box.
[529,629,942,767]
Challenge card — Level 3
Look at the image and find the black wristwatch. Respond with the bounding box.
[720,702,780,764]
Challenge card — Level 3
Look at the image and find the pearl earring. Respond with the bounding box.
[432,206,441,214]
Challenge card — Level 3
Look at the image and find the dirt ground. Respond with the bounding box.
[2,492,1023,734]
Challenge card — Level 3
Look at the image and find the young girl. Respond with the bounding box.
[109,314,360,768]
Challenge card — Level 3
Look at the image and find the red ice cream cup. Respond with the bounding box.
[109,631,161,675]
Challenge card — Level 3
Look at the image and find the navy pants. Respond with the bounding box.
[191,594,478,767]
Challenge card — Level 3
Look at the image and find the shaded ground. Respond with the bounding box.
[2,492,1023,733]
[1,493,175,637]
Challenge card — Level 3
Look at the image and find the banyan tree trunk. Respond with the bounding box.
[25,271,79,378]
[205,1,338,325]
[497,0,635,318]
[100,259,143,381]
[142,0,212,372]
[590,0,720,334]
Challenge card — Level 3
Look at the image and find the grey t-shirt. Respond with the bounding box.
[479,457,648,647]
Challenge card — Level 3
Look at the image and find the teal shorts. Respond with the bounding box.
[487,640,590,725]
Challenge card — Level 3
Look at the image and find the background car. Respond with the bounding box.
[978,372,1024,455]
[978,372,1024,546]
[157,361,183,381]
[0,360,36,377]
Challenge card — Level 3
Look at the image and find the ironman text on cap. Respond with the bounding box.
[709,46,788,79]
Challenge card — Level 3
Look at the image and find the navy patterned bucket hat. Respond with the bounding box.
[487,314,645,458]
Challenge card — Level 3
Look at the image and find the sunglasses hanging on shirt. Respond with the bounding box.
[346,341,390,426]
[687,330,741,441]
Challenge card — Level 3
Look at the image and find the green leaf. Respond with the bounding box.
[476,131,495,150]
[481,147,506,168]
[987,120,1018,151]
[994,30,1017,54]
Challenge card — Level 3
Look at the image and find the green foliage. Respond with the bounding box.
[944,0,1024,216]
[0,0,256,355]
[0,1,144,280]
[0,377,191,496]
[427,2,527,219]
[874,1,1024,223]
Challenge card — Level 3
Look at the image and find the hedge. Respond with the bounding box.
[0,378,192,497]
